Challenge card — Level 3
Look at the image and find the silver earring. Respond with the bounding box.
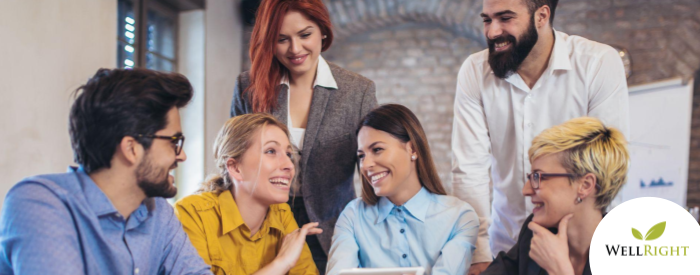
[576,197,583,204]
[411,155,416,160]
[323,35,327,39]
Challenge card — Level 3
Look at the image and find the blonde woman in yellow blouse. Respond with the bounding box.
[175,113,321,275]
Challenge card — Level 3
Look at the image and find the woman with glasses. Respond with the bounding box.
[326,104,479,275]
[175,113,321,275]
[482,117,629,275]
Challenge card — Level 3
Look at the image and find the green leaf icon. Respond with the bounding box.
[644,221,666,241]
[632,228,643,240]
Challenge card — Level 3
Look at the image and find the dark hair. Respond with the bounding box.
[356,104,447,205]
[525,0,558,24]
[69,68,193,173]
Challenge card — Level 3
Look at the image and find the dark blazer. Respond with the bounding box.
[482,214,592,275]
[230,62,377,253]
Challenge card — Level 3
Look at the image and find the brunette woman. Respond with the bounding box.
[326,104,480,275]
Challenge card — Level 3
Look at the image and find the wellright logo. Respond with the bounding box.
[591,197,700,274]
[604,221,690,257]
[632,221,665,241]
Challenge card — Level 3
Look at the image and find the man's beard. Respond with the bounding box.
[136,154,178,198]
[488,15,539,79]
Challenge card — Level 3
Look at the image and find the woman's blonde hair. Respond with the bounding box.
[199,113,297,194]
[529,117,629,211]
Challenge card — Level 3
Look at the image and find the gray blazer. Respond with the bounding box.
[230,62,377,253]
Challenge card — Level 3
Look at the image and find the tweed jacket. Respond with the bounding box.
[230,62,377,253]
[482,214,592,275]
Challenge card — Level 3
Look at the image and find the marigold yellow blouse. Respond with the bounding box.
[175,190,319,275]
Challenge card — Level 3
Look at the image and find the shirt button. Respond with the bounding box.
[400,229,405,234]
[135,268,139,274]
[402,254,407,259]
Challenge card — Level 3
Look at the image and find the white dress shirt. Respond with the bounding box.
[282,55,338,195]
[451,30,629,262]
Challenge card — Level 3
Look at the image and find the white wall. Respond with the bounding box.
[176,0,243,197]
[204,0,243,176]
[0,0,116,206]
[178,10,206,197]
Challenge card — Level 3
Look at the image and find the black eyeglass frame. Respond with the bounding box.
[137,134,185,155]
[526,172,575,190]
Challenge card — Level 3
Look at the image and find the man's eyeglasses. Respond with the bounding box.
[526,172,575,190]
[137,134,185,155]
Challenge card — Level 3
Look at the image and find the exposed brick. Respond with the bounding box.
[246,0,700,200]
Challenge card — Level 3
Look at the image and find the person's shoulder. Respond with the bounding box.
[2,172,84,220]
[174,191,220,211]
[458,49,491,79]
[432,193,475,212]
[270,201,292,214]
[237,71,251,84]
[562,31,617,59]
[327,62,373,87]
[9,172,81,201]
[340,197,372,215]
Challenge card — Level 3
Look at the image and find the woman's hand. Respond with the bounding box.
[528,214,575,275]
[273,222,323,272]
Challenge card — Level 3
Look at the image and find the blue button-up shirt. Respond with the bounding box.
[326,187,479,275]
[0,167,211,275]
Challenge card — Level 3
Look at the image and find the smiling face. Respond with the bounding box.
[481,0,539,78]
[274,10,324,80]
[357,126,420,204]
[522,152,581,228]
[228,125,295,206]
[136,107,187,198]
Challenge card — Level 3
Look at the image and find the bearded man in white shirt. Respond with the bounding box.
[451,0,629,274]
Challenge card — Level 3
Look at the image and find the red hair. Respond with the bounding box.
[247,0,334,113]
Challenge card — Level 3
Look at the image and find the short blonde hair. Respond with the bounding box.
[529,117,629,210]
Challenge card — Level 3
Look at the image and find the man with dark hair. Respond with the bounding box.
[0,68,211,274]
[451,0,629,274]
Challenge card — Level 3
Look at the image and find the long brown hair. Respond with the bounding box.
[356,104,446,205]
[247,0,334,113]
[199,113,298,194]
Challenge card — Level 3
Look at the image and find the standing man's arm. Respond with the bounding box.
[586,46,630,209]
[587,46,630,137]
[451,57,494,275]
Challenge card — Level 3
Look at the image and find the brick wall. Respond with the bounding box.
[325,24,484,189]
[240,0,700,202]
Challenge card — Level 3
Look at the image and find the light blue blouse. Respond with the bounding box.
[326,187,479,275]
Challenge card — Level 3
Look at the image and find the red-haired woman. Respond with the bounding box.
[231,0,377,272]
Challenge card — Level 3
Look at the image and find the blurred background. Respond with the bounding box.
[1,0,699,211]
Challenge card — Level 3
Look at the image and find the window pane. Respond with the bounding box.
[117,0,136,47]
[117,0,136,68]
[147,8,176,60]
[146,53,175,72]
[118,41,136,69]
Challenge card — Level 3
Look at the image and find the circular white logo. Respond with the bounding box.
[590,197,700,274]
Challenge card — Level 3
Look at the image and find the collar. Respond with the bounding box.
[280,55,338,89]
[375,187,431,224]
[503,30,571,89]
[219,190,286,235]
[548,30,572,72]
[73,166,156,219]
[73,166,120,217]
